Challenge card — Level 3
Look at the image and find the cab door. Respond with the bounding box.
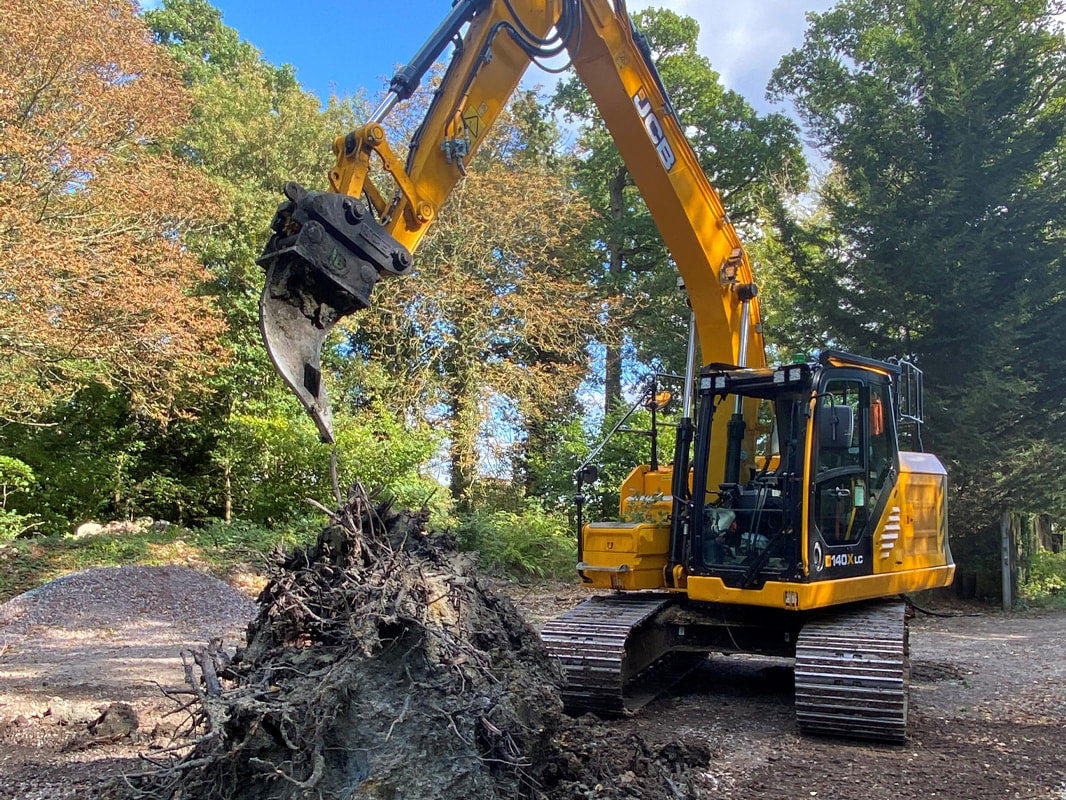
[808,372,897,579]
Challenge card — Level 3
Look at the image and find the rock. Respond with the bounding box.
[149,719,179,741]
[89,702,139,739]
[73,522,105,539]
[73,519,161,538]
[42,698,78,725]
[103,520,140,536]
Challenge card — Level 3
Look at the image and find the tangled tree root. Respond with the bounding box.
[112,484,716,800]
[117,483,564,800]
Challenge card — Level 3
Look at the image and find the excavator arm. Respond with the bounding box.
[258,0,765,443]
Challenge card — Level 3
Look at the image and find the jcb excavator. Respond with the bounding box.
[257,0,954,742]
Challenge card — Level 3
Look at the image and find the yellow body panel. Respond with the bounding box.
[581,521,671,590]
[876,452,952,573]
[784,365,954,608]
[685,566,956,611]
[787,445,953,607]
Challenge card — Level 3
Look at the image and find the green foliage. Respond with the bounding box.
[1021,550,1066,606]
[145,0,261,84]
[586,397,679,520]
[770,0,1066,534]
[520,416,590,508]
[0,455,34,499]
[220,400,441,523]
[456,505,577,578]
[0,455,38,540]
[191,516,319,560]
[1,386,148,530]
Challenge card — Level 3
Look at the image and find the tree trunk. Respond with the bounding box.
[603,165,628,416]
[446,319,479,514]
[223,463,232,523]
[111,454,124,516]
[448,393,477,513]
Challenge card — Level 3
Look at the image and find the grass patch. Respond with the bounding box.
[0,507,582,604]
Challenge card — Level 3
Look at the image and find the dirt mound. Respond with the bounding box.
[0,565,255,699]
[117,485,566,799]
[0,565,255,636]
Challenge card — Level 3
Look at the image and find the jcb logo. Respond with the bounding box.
[633,89,676,172]
[825,553,864,568]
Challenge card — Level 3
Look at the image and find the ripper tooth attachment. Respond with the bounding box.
[257,182,414,443]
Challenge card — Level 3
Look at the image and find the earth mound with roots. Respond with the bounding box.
[118,484,563,799]
[113,485,712,800]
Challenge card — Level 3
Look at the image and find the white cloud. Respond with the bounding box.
[635,0,836,112]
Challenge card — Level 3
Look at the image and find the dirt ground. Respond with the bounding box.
[1,569,1064,800]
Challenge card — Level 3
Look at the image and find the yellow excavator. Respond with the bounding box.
[257,0,954,742]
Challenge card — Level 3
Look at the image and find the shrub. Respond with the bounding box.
[456,505,577,578]
[190,517,320,561]
[0,455,40,541]
[1021,550,1066,604]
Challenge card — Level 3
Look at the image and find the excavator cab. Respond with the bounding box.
[686,352,906,591]
[686,361,813,590]
[579,350,947,603]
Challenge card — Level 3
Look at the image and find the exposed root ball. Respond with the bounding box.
[121,484,564,800]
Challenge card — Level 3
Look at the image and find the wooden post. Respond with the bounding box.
[1001,511,1012,611]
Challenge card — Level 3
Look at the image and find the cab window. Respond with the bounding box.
[813,379,866,544]
[867,380,897,504]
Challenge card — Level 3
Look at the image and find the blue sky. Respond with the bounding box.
[144,0,836,115]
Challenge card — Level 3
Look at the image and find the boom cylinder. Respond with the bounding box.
[667,308,699,586]
[725,284,758,483]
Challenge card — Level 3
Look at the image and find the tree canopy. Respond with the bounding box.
[770,0,1066,529]
[0,0,226,421]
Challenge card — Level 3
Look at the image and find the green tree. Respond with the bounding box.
[146,0,432,522]
[769,0,1066,535]
[0,385,205,529]
[0,455,38,540]
[347,94,597,510]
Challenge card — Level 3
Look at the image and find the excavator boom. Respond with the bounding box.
[258,0,764,448]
